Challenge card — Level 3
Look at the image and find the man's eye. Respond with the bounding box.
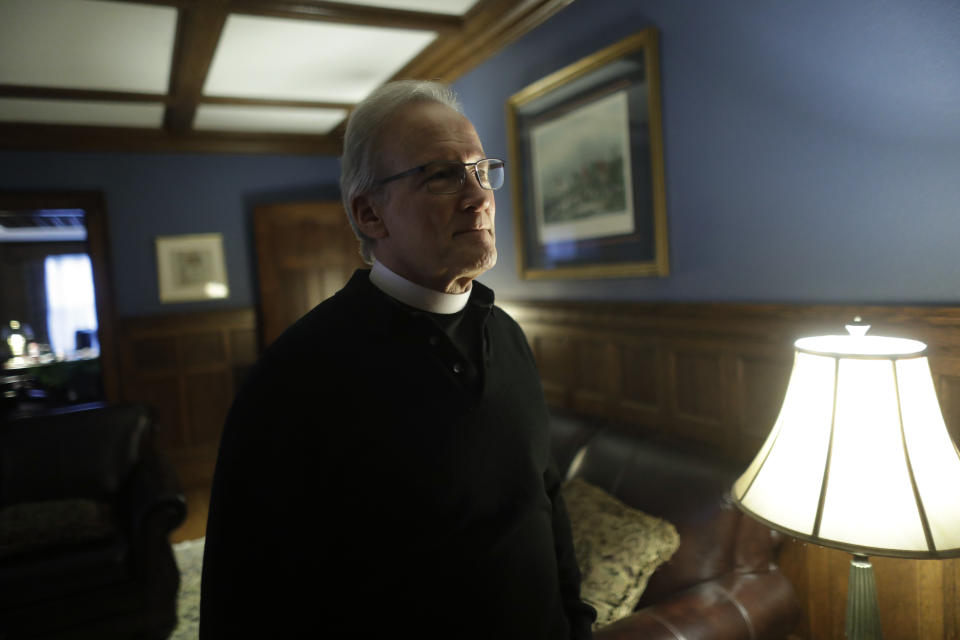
[427,166,461,181]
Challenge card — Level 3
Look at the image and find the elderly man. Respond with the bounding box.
[200,80,595,639]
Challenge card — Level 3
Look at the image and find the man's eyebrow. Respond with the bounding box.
[428,153,488,164]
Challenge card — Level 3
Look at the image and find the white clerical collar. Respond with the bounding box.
[369,260,471,315]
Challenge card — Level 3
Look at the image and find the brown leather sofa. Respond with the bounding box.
[0,403,186,639]
[550,411,801,640]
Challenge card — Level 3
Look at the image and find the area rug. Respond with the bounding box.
[171,537,204,640]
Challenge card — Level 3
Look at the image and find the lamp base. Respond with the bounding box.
[846,554,883,639]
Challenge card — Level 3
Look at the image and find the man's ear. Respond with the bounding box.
[351,193,388,240]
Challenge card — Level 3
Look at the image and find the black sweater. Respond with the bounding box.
[200,270,595,639]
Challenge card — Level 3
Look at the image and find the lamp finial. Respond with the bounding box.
[846,316,870,337]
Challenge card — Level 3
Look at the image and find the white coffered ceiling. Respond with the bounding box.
[0,0,178,93]
[201,14,436,120]
[0,97,166,127]
[0,0,570,154]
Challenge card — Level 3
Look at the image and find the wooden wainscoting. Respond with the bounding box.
[117,308,257,487]
[504,299,960,640]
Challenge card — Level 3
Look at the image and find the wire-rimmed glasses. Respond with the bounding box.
[375,158,505,194]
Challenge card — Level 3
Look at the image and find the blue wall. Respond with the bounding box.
[455,0,960,303]
[3,0,960,315]
[0,151,340,316]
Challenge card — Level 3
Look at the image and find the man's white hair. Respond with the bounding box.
[339,80,464,264]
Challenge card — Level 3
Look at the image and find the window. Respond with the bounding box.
[44,254,98,356]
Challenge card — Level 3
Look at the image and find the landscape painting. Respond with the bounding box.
[530,90,635,244]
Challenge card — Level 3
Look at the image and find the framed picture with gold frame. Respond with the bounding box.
[506,28,669,279]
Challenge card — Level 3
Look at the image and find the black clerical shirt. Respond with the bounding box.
[200,269,595,639]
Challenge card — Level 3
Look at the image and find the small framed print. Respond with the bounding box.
[155,233,229,303]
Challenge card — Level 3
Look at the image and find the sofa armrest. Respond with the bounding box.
[594,570,800,640]
[120,445,187,538]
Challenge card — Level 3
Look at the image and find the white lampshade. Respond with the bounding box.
[732,326,960,558]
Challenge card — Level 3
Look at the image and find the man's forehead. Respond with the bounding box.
[381,102,484,157]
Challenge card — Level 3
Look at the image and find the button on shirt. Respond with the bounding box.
[370,261,490,395]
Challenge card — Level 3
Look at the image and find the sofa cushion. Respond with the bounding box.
[562,477,680,629]
[0,498,116,559]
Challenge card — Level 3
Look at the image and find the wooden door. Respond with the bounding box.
[254,201,364,348]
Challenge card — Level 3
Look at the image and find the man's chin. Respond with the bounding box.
[455,248,497,279]
[476,248,497,273]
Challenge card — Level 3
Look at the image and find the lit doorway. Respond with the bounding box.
[0,191,119,415]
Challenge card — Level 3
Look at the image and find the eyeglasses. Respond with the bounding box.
[375,158,505,194]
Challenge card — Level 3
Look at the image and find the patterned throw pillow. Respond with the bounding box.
[562,477,680,629]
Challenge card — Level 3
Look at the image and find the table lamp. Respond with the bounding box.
[731,320,960,639]
[3,320,33,365]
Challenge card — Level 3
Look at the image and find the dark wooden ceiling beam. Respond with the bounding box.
[0,123,341,155]
[227,1,462,33]
[0,84,351,111]
[0,84,171,104]
[164,0,230,132]
[200,95,354,110]
[107,0,200,8]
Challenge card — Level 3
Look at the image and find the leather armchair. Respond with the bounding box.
[0,403,187,639]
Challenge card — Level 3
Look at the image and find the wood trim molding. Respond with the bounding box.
[0,123,341,155]
[108,0,199,7]
[199,94,354,110]
[0,84,172,104]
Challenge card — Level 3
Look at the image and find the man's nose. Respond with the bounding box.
[461,169,494,209]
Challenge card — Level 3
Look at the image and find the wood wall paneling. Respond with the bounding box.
[532,332,576,408]
[737,353,792,456]
[950,559,960,638]
[229,326,258,363]
[179,331,226,367]
[184,371,232,445]
[118,308,256,486]
[938,374,960,446]
[573,338,619,416]
[132,336,179,371]
[506,299,960,640]
[620,342,659,410]
[669,346,729,450]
